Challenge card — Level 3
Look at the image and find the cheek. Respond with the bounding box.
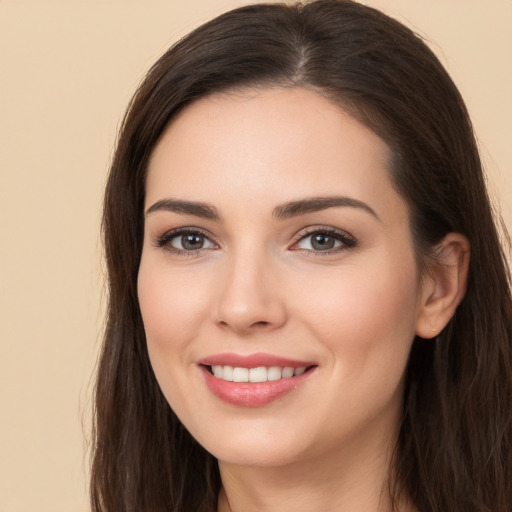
[291,261,419,437]
[293,256,420,366]
[137,258,213,354]
[137,258,215,414]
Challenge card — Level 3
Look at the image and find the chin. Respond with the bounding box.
[188,419,312,468]
[211,441,304,468]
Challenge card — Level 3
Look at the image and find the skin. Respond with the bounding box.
[137,87,469,512]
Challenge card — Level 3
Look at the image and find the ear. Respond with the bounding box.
[415,233,470,339]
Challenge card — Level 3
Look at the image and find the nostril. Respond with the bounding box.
[250,320,270,328]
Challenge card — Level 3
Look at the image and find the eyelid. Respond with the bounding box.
[290,226,357,253]
[154,226,219,255]
[152,225,356,256]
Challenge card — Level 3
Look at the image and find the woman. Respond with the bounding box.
[91,1,512,511]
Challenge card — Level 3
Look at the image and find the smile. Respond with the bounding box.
[198,354,317,407]
[210,365,307,382]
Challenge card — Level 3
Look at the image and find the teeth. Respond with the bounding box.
[232,367,249,382]
[211,365,307,382]
[222,365,234,381]
[282,367,294,378]
[267,366,282,381]
[249,367,267,383]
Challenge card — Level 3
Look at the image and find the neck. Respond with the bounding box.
[217,421,412,512]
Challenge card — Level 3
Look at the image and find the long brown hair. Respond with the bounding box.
[91,1,512,511]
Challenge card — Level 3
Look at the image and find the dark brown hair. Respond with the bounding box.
[91,1,512,511]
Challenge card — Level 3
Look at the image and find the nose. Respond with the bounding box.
[214,250,287,335]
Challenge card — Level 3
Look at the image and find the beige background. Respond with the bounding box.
[0,1,510,511]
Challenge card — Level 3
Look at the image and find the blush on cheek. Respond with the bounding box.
[138,268,212,352]
[300,270,417,357]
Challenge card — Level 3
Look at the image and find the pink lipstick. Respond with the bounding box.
[198,353,317,407]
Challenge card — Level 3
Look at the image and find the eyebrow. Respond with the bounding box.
[145,199,220,220]
[145,195,379,222]
[272,196,379,221]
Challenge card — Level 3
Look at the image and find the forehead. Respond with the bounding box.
[146,87,401,222]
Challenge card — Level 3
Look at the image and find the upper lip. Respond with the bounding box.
[198,352,316,368]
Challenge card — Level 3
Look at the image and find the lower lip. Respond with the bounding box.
[200,366,315,407]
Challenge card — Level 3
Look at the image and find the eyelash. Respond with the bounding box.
[155,227,218,256]
[155,226,357,256]
[291,227,357,256]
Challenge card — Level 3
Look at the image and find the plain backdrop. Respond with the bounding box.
[0,1,510,511]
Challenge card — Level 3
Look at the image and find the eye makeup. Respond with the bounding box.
[153,224,358,258]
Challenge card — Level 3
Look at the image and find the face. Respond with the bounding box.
[138,87,427,468]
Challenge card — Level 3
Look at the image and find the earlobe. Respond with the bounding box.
[415,233,470,339]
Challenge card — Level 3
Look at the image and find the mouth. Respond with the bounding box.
[197,353,318,407]
[205,364,313,382]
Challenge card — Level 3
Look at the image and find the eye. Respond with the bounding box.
[292,228,356,253]
[156,228,217,254]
